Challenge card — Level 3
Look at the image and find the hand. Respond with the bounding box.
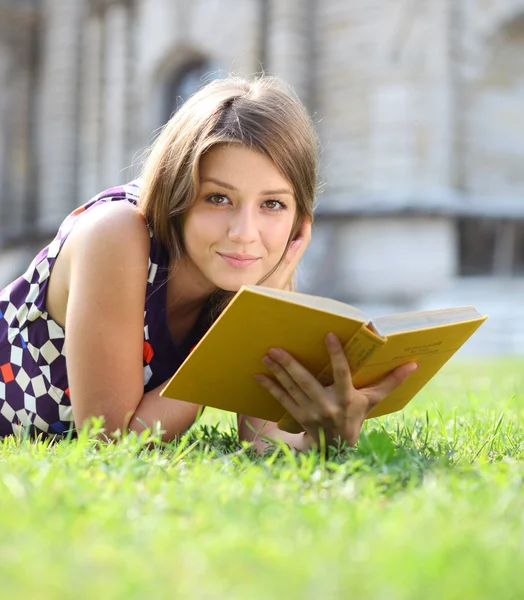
[253,333,418,448]
[262,217,312,290]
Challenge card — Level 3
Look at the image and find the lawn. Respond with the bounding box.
[1,359,523,599]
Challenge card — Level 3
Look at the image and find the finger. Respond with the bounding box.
[253,373,303,419]
[325,333,355,397]
[364,362,418,406]
[263,351,321,409]
[295,217,312,246]
[284,236,304,263]
[288,238,302,255]
[289,217,312,251]
[287,235,308,263]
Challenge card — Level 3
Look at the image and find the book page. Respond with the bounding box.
[370,306,482,336]
[354,315,488,418]
[243,286,367,322]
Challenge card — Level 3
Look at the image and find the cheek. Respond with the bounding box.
[261,220,294,256]
[184,211,218,251]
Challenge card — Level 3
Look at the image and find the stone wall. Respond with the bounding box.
[303,0,459,300]
[0,2,39,243]
[36,0,85,232]
[2,0,524,307]
[459,1,524,203]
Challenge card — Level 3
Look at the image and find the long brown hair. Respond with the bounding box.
[138,74,319,316]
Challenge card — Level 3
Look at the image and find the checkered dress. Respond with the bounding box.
[0,182,211,437]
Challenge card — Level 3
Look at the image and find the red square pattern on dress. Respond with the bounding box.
[143,341,154,364]
[71,206,87,217]
[0,363,15,383]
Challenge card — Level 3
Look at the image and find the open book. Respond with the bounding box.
[161,286,487,433]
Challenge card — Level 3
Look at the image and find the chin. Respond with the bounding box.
[210,273,262,292]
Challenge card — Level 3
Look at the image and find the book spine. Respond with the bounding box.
[346,325,385,371]
[316,324,385,386]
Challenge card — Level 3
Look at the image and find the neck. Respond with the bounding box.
[166,255,217,314]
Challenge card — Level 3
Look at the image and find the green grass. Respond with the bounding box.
[1,359,524,599]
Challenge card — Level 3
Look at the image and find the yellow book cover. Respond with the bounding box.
[161,286,487,433]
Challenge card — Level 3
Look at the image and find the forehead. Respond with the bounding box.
[199,144,292,190]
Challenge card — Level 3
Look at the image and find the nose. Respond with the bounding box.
[227,205,259,245]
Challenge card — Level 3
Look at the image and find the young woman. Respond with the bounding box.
[0,76,417,451]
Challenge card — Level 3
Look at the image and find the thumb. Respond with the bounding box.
[365,362,418,405]
[289,239,302,252]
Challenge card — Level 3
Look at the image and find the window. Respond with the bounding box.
[458,217,524,276]
[163,58,221,123]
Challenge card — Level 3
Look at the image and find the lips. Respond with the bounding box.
[217,252,260,269]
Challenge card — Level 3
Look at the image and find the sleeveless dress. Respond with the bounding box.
[0,181,213,438]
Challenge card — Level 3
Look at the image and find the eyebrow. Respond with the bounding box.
[201,177,293,196]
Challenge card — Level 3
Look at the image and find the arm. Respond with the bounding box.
[64,202,199,441]
[237,415,312,453]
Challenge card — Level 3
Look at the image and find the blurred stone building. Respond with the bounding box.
[1,0,524,351]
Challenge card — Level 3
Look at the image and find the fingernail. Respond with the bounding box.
[262,355,275,367]
[253,374,266,384]
[326,332,338,346]
[407,363,419,373]
[268,348,283,359]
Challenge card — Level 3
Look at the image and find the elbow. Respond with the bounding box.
[75,408,137,440]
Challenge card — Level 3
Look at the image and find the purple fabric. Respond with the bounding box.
[0,181,211,437]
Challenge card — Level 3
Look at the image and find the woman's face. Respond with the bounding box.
[182,144,298,292]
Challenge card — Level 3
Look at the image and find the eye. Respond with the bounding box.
[263,200,288,211]
[205,193,230,206]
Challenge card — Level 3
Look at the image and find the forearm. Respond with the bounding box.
[127,383,202,442]
[237,415,313,453]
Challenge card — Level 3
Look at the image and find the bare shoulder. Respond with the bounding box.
[67,200,149,254]
[46,201,151,327]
